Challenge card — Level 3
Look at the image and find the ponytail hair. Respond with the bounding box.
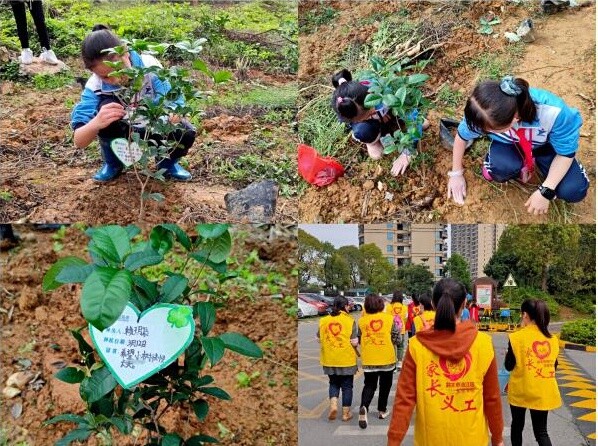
[391,290,404,304]
[464,76,536,133]
[331,68,369,122]
[521,299,551,338]
[432,278,467,332]
[331,296,349,317]
[82,24,123,69]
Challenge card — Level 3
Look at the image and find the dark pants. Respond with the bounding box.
[97,97,196,161]
[510,405,552,446]
[484,141,589,203]
[328,374,353,407]
[10,0,51,50]
[360,370,394,412]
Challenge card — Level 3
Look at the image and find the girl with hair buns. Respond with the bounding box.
[331,69,429,176]
[504,299,560,446]
[317,296,358,422]
[387,278,504,446]
[449,75,589,214]
[71,25,196,182]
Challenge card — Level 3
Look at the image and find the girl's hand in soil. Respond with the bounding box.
[525,190,550,215]
[391,153,411,176]
[447,171,466,205]
[92,102,125,130]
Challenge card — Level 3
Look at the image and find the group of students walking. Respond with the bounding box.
[318,279,561,446]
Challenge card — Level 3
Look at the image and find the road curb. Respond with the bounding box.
[558,339,596,353]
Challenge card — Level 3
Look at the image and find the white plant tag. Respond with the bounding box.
[110,138,143,167]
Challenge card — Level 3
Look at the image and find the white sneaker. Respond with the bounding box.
[40,48,60,65]
[379,411,389,419]
[358,406,368,429]
[19,48,33,64]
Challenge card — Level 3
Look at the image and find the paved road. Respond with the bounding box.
[299,314,596,446]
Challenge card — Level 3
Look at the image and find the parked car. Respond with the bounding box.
[298,294,329,315]
[304,293,359,312]
[351,296,365,311]
[298,298,318,318]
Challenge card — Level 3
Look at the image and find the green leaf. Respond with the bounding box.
[157,224,192,250]
[395,86,407,105]
[56,264,95,284]
[371,55,385,71]
[55,428,92,446]
[192,399,209,422]
[108,416,131,434]
[383,144,397,155]
[201,337,225,367]
[132,275,159,301]
[150,226,174,255]
[124,249,163,271]
[43,256,88,291]
[192,59,210,74]
[160,274,189,303]
[70,329,95,367]
[199,386,231,400]
[212,70,232,83]
[88,225,131,264]
[81,267,132,331]
[162,433,183,446]
[186,434,220,445]
[188,253,227,274]
[79,366,117,403]
[364,93,382,108]
[382,93,398,107]
[219,332,263,358]
[124,225,141,240]
[194,231,231,264]
[407,73,429,85]
[55,367,85,384]
[44,413,88,426]
[196,224,229,239]
[193,302,216,336]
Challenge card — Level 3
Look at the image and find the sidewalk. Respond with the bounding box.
[299,318,595,446]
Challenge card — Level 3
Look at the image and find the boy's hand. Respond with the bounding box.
[92,102,125,129]
[525,190,550,215]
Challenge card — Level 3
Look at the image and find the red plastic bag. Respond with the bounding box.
[297,144,345,187]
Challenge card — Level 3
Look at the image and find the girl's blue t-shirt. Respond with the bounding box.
[456,87,582,156]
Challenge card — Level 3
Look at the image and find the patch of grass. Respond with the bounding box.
[208,83,297,109]
[0,190,13,201]
[435,84,464,116]
[469,41,525,80]
[299,5,339,34]
[467,137,491,161]
[32,72,74,90]
[364,18,419,61]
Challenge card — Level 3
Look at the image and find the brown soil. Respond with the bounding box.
[298,1,595,223]
[0,64,297,224]
[0,225,297,445]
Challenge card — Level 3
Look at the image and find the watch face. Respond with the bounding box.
[540,186,556,200]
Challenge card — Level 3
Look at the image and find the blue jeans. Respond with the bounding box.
[328,374,354,407]
[483,141,589,203]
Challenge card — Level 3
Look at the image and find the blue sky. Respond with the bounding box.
[299,224,359,248]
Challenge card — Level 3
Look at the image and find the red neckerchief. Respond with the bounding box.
[514,127,534,172]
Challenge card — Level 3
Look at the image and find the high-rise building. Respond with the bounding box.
[450,224,506,280]
[358,223,448,280]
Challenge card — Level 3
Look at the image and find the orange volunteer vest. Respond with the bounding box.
[409,331,495,446]
[359,312,396,366]
[319,312,357,368]
[508,324,561,410]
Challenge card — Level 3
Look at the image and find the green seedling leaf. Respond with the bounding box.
[81,267,132,331]
[79,366,117,403]
[149,226,174,255]
[212,70,232,83]
[44,413,88,426]
[156,223,192,250]
[124,249,163,271]
[55,367,85,384]
[407,74,429,85]
[196,223,229,239]
[201,336,225,367]
[160,274,189,303]
[192,59,210,75]
[193,302,216,335]
[199,386,231,400]
[193,231,231,264]
[167,306,193,328]
[55,429,92,446]
[364,93,382,108]
[88,225,131,264]
[162,433,183,446]
[186,434,220,445]
[43,256,88,291]
[219,332,263,358]
[192,399,209,422]
[189,252,228,274]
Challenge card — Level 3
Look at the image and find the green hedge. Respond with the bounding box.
[560,319,596,346]
[501,287,559,319]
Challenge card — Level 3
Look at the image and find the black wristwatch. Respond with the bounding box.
[538,185,556,200]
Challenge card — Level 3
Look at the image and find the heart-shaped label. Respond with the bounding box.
[111,138,143,167]
[370,319,383,332]
[328,322,342,337]
[89,303,195,389]
[532,340,551,360]
[439,352,472,382]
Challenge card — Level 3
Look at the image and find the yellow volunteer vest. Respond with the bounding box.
[319,312,357,368]
[409,332,494,446]
[414,310,436,333]
[359,312,396,366]
[508,324,561,410]
[386,302,408,334]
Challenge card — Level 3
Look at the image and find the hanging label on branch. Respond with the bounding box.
[89,303,195,389]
